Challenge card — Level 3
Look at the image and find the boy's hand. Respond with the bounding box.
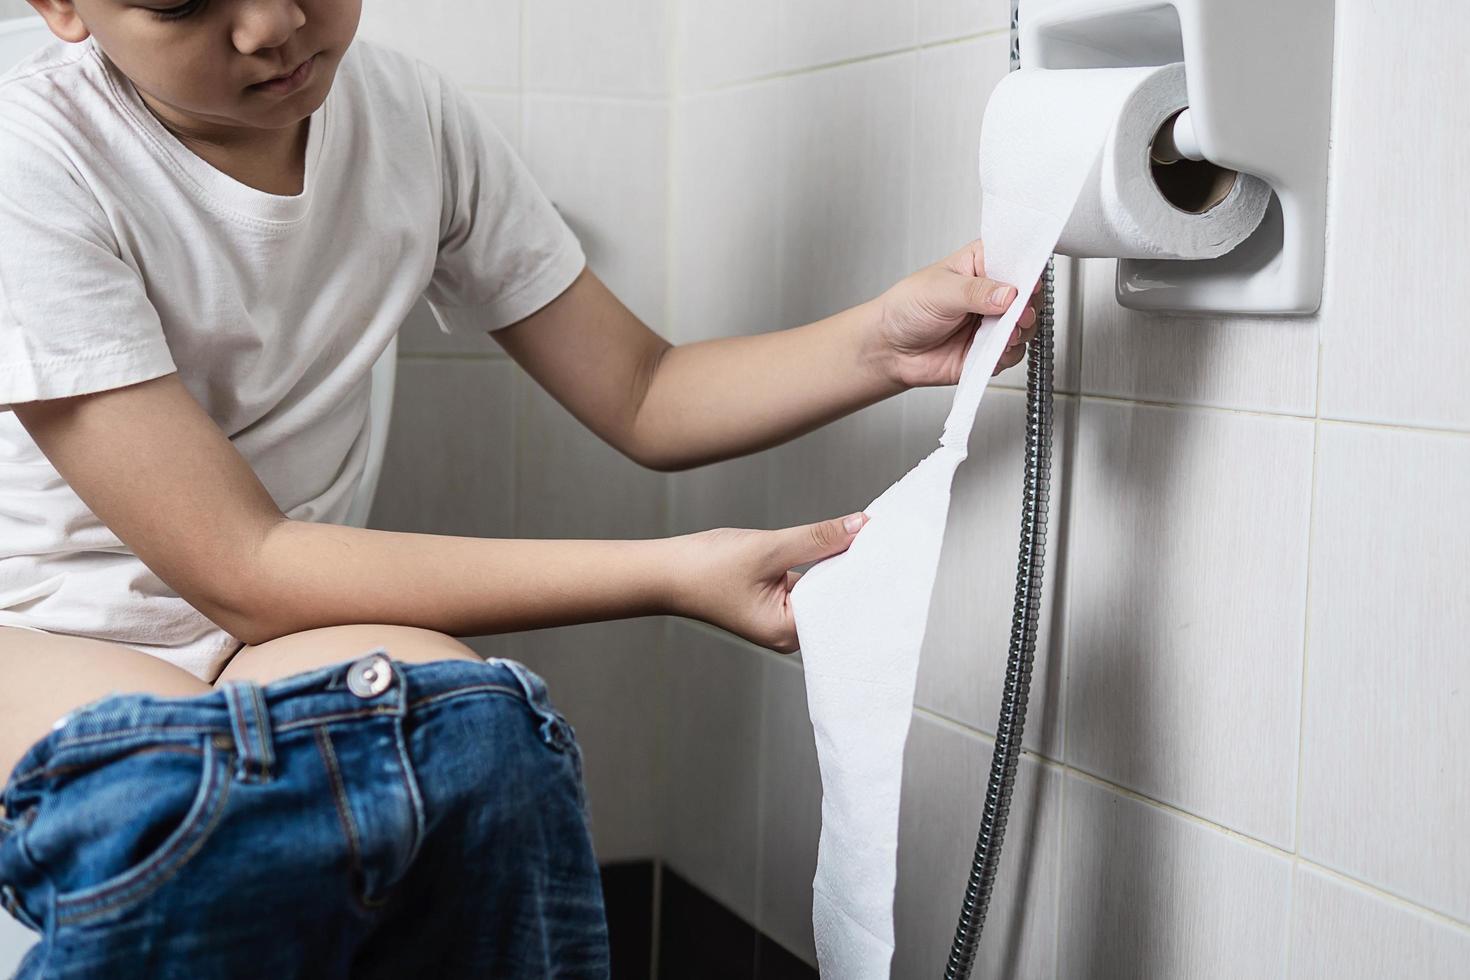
[872,239,1042,388]
[670,513,870,654]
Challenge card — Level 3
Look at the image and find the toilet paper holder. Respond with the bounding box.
[1024,0,1335,315]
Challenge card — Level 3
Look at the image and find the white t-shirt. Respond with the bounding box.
[0,36,585,680]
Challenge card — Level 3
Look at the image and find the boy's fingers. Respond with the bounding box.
[958,274,1019,315]
[773,513,869,567]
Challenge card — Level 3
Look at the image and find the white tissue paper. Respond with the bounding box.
[790,63,1268,979]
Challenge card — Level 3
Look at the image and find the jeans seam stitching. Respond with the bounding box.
[314,727,368,909]
[249,685,272,781]
[54,741,232,926]
[406,684,523,710]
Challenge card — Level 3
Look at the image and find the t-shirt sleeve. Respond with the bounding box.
[421,68,586,335]
[0,130,176,414]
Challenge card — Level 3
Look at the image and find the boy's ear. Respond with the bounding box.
[25,1,92,44]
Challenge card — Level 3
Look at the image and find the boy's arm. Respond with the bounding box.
[12,373,863,650]
[11,373,670,644]
[493,242,1037,472]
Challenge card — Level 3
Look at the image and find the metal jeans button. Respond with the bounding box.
[346,654,393,698]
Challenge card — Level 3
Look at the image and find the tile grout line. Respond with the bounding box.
[1285,411,1326,978]
[911,699,1470,935]
[681,26,1012,99]
[684,610,1470,936]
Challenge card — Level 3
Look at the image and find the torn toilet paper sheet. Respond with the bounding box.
[790,63,1267,979]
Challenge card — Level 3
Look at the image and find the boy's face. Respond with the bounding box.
[31,0,361,134]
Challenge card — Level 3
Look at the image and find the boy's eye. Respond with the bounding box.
[149,0,208,21]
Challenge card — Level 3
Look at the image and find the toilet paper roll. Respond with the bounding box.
[982,62,1270,260]
[792,63,1262,979]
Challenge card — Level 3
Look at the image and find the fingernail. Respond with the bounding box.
[843,513,866,533]
[991,285,1017,307]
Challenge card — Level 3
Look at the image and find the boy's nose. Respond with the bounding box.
[232,0,308,57]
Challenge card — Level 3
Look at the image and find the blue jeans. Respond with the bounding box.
[0,651,609,978]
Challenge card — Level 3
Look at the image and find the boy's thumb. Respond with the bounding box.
[774,512,869,567]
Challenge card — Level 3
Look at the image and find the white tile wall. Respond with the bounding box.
[524,0,669,97]
[1057,776,1293,978]
[1298,424,1470,922]
[670,83,782,346]
[356,0,520,90]
[756,655,823,964]
[1065,400,1314,845]
[766,397,908,530]
[675,0,779,92]
[1079,259,1320,415]
[662,622,765,922]
[521,97,670,331]
[0,917,30,979]
[907,386,1073,759]
[515,378,666,541]
[395,297,490,358]
[367,359,518,540]
[1290,867,1470,980]
[917,0,1009,45]
[777,53,917,330]
[894,716,1061,979]
[1316,0,1470,431]
[777,0,918,73]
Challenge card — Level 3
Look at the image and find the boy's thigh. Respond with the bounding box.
[214,624,482,688]
[0,626,211,789]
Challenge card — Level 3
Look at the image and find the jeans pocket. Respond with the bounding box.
[25,734,234,929]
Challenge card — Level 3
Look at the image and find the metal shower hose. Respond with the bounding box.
[942,1,1054,975]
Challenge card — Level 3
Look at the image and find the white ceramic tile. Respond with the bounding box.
[1291,867,1470,979]
[1065,400,1314,845]
[1298,424,1470,923]
[367,359,518,539]
[355,0,520,90]
[1316,0,1470,431]
[893,715,1061,979]
[1058,775,1293,978]
[662,621,764,920]
[766,397,907,530]
[515,376,666,540]
[756,656,822,966]
[670,83,782,345]
[675,0,779,91]
[778,53,917,331]
[395,298,495,357]
[469,92,520,151]
[522,97,670,330]
[668,451,771,536]
[512,619,667,861]
[917,0,1009,44]
[0,915,32,980]
[777,0,917,72]
[524,0,669,96]
[908,35,1009,271]
[1079,258,1319,415]
[906,387,1073,759]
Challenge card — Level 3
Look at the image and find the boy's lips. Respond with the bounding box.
[249,54,317,95]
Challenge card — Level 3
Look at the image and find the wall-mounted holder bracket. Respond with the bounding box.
[1024,0,1335,315]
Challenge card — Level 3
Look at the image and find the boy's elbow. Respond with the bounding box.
[198,578,280,648]
[195,519,291,646]
[620,438,694,473]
